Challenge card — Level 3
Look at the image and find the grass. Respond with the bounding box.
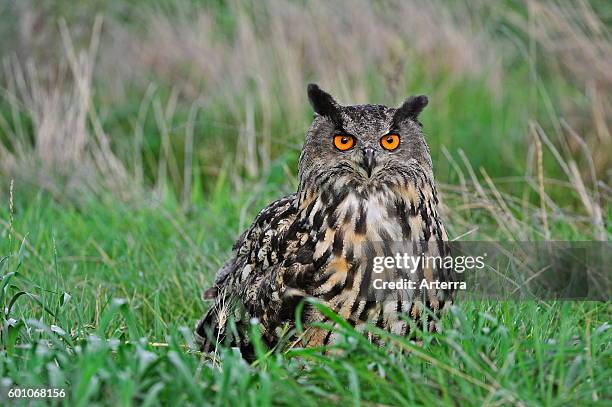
[0,0,610,405]
[0,186,610,406]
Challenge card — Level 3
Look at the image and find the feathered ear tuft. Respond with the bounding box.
[307,83,342,126]
[393,95,428,127]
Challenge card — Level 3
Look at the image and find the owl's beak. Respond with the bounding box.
[361,147,376,177]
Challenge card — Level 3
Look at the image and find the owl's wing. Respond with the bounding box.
[200,231,248,300]
[195,192,299,355]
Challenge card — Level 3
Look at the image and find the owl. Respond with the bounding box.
[195,84,455,359]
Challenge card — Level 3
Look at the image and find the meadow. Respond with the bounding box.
[0,1,610,405]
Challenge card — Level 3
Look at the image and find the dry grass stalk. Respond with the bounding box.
[0,16,130,196]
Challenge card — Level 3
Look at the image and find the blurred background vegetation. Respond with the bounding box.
[0,1,610,404]
[0,1,609,218]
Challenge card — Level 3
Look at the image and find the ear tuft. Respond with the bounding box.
[307,83,342,126]
[393,95,428,126]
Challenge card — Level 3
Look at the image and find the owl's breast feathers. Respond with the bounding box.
[195,168,454,354]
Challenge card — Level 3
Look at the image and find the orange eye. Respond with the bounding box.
[333,134,355,151]
[380,134,400,150]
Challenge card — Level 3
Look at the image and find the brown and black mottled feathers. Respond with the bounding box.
[194,193,301,355]
[196,171,455,355]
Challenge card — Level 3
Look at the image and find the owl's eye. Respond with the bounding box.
[333,134,355,151]
[380,134,400,151]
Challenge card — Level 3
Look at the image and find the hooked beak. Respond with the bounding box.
[361,147,376,177]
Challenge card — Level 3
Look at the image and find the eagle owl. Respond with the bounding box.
[195,84,454,358]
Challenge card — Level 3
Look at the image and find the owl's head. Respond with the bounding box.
[298,84,433,194]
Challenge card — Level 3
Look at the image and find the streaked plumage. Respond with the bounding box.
[195,84,455,358]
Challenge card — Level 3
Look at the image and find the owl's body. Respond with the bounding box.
[195,86,454,357]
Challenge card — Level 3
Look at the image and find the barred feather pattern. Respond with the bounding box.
[195,161,454,355]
